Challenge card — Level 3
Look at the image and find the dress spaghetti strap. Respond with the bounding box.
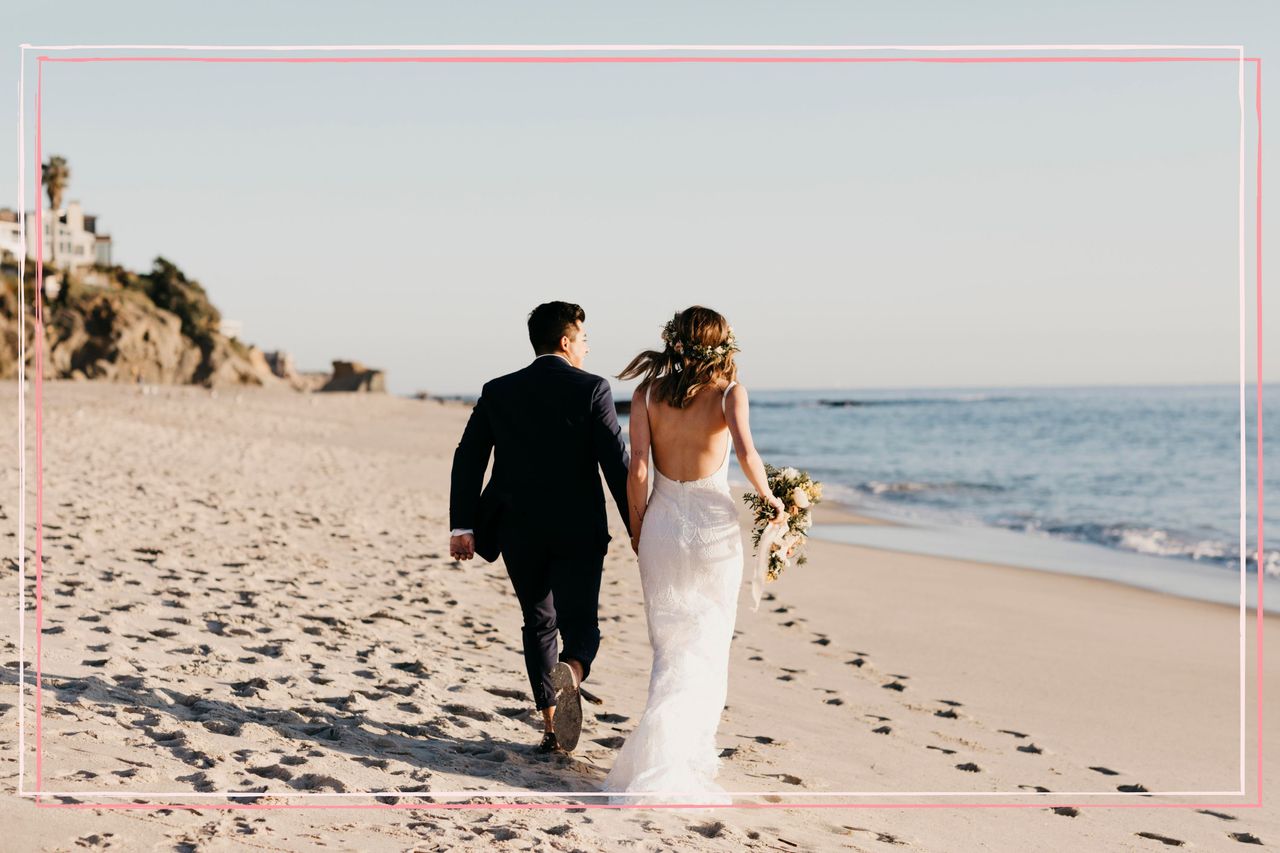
[721,381,737,414]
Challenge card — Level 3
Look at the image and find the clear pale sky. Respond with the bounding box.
[5,1,1274,396]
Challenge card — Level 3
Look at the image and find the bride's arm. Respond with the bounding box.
[725,383,787,522]
[626,385,651,553]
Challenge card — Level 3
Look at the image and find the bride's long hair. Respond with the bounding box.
[618,306,739,409]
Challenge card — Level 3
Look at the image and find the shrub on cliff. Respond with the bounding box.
[134,257,222,347]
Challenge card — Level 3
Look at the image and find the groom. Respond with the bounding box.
[449,301,631,754]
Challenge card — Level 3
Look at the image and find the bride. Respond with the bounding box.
[601,306,786,806]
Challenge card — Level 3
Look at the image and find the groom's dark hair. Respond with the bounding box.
[528,301,586,354]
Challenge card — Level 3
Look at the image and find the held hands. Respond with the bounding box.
[449,533,476,561]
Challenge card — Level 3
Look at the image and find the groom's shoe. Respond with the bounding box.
[536,731,560,754]
[550,662,583,752]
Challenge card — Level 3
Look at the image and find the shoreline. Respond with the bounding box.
[729,479,1273,618]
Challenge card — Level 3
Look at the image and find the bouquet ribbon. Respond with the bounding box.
[751,521,789,612]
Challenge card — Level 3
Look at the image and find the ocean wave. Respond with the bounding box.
[817,395,1016,408]
[858,480,1008,496]
[991,517,1280,576]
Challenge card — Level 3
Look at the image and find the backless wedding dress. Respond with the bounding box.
[601,381,744,806]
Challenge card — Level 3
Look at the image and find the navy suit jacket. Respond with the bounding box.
[449,355,631,563]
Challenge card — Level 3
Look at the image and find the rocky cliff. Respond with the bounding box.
[0,260,285,388]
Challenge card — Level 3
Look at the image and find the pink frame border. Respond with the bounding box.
[16,48,1265,812]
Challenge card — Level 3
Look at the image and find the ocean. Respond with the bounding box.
[626,383,1274,607]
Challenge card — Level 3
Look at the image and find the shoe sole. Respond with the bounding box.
[550,662,582,752]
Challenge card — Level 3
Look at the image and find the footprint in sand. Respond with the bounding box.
[592,737,626,749]
[1050,807,1079,817]
[443,704,494,723]
[1230,832,1264,845]
[998,728,1028,738]
[926,745,957,755]
[882,681,907,692]
[249,763,294,781]
[201,718,241,736]
[955,762,981,773]
[1117,783,1149,794]
[1135,831,1185,846]
[1017,743,1045,754]
[290,773,348,792]
[843,828,906,845]
[595,713,629,724]
[934,708,959,719]
[494,707,530,719]
[1089,765,1120,775]
[872,725,892,735]
[231,677,269,697]
[690,820,727,839]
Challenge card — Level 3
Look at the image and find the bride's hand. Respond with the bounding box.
[765,494,788,526]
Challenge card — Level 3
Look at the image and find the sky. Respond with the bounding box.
[4,1,1275,396]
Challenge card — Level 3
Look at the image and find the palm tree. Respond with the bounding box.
[41,156,69,269]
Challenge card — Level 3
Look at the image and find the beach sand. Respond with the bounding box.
[1,381,1275,851]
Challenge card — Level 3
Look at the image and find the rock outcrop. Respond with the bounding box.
[319,360,386,393]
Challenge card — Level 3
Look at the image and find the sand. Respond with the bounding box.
[1,380,1275,852]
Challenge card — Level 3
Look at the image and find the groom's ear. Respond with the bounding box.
[562,321,583,351]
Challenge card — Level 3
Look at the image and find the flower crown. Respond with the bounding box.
[661,318,741,363]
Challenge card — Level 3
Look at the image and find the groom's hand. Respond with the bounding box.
[450,533,476,561]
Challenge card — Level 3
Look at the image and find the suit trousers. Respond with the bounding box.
[498,522,605,711]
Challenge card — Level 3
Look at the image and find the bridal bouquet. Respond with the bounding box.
[742,465,823,610]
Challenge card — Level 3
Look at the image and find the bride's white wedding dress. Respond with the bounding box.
[601,382,744,806]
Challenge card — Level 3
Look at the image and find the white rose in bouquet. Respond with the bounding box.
[792,488,811,509]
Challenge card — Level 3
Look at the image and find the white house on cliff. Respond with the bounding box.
[0,202,112,270]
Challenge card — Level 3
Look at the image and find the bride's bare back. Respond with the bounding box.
[646,380,732,482]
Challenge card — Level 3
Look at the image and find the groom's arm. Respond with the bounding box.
[450,387,496,533]
[589,377,632,537]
